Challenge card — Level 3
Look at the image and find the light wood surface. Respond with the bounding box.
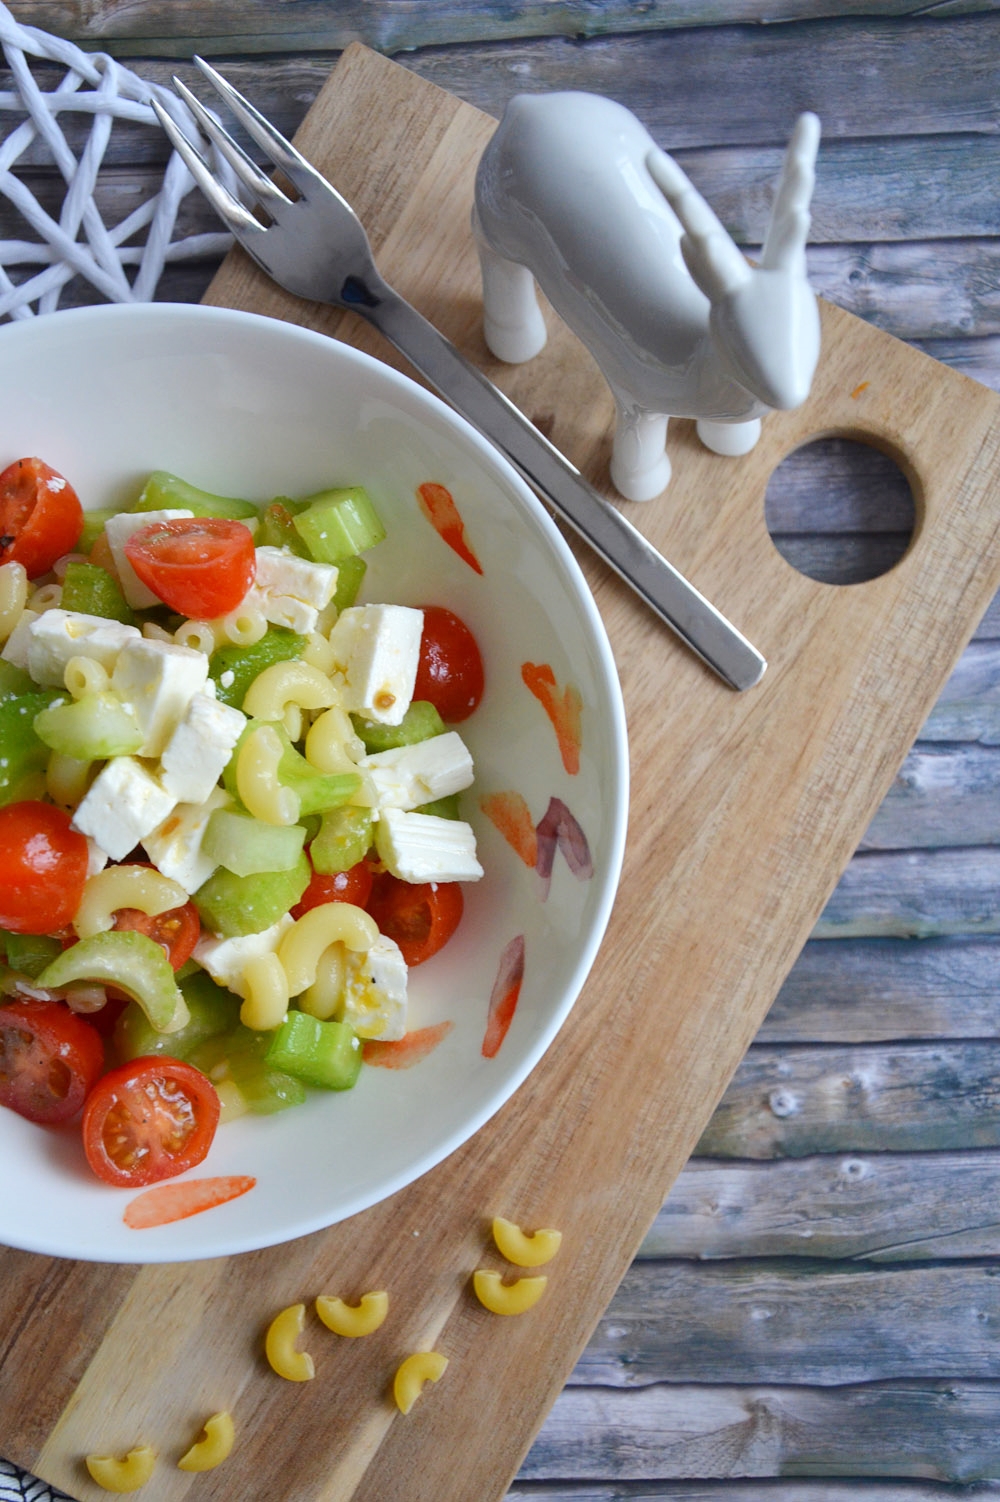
[2,40,1000,1502]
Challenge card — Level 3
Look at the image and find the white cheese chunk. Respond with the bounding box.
[1,608,39,670]
[71,756,176,861]
[193,913,295,1000]
[339,934,408,1040]
[361,731,474,811]
[104,508,194,608]
[374,807,483,883]
[144,786,232,895]
[111,636,209,757]
[85,838,110,878]
[159,692,246,804]
[254,547,338,609]
[243,583,320,636]
[327,603,423,726]
[25,609,141,687]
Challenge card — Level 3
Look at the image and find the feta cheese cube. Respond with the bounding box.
[144,785,232,895]
[104,508,194,608]
[328,604,423,725]
[1,608,39,670]
[159,692,246,804]
[340,934,408,1040]
[85,838,110,878]
[193,914,295,999]
[111,637,208,757]
[71,756,176,861]
[374,807,483,883]
[25,609,141,687]
[254,547,338,609]
[244,583,320,636]
[361,731,474,811]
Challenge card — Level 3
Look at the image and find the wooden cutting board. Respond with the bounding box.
[3,43,1000,1502]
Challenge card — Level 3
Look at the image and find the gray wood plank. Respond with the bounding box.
[645,1151,1000,1260]
[763,936,1000,1042]
[520,1380,1000,1482]
[508,1484,1000,1501]
[918,644,1000,742]
[697,1042,1000,1157]
[815,849,1000,939]
[573,1263,1000,1384]
[860,746,1000,849]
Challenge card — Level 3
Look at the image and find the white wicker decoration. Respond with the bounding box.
[0,0,232,318]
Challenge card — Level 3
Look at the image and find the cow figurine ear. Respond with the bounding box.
[473,95,821,502]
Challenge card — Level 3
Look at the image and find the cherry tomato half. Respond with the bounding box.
[0,999,105,1124]
[0,457,84,579]
[112,899,201,972]
[291,862,374,920]
[124,517,255,618]
[366,874,464,966]
[82,1056,220,1188]
[413,606,484,723]
[0,802,89,934]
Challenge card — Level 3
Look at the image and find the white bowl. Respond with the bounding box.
[0,302,628,1263]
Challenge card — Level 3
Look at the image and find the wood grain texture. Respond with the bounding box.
[2,40,1000,1502]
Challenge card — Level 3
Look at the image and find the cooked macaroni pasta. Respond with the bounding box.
[297,942,346,1021]
[0,560,27,643]
[239,950,290,1031]
[220,599,267,646]
[64,653,110,699]
[243,660,339,722]
[236,724,299,826]
[277,904,378,997]
[74,865,188,939]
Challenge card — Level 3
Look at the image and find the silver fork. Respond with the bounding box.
[153,60,766,691]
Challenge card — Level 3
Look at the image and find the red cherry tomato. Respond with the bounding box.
[82,1056,220,1187]
[291,862,374,920]
[0,802,89,934]
[366,874,464,966]
[413,606,484,722]
[0,999,105,1124]
[123,517,255,618]
[112,899,201,972]
[0,457,84,578]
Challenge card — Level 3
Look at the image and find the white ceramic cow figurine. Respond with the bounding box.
[473,94,821,501]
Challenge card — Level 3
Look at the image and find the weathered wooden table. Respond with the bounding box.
[2,5,1000,1498]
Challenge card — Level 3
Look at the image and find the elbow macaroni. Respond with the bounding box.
[265,1303,315,1381]
[315,1290,389,1337]
[173,618,219,655]
[85,1445,156,1492]
[239,951,290,1031]
[243,660,339,722]
[277,903,378,997]
[472,1269,548,1315]
[297,942,346,1021]
[46,750,91,808]
[64,653,110,699]
[0,560,27,643]
[236,724,299,826]
[177,1411,235,1473]
[74,864,188,939]
[393,1351,448,1414]
[28,580,62,612]
[492,1216,563,1268]
[220,599,267,646]
[304,705,364,776]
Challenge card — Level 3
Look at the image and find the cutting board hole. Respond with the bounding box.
[764,436,916,584]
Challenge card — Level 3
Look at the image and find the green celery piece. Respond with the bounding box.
[257,500,311,556]
[223,719,360,819]
[190,1023,307,1114]
[0,689,60,806]
[332,553,366,611]
[34,691,143,760]
[0,662,34,704]
[309,806,374,875]
[113,970,239,1063]
[1,931,62,979]
[265,1010,362,1090]
[203,807,306,877]
[351,701,445,753]
[291,486,386,564]
[133,470,259,521]
[209,628,306,710]
[38,930,189,1033]
[59,561,136,626]
[77,507,119,554]
[416,793,461,820]
[193,852,311,938]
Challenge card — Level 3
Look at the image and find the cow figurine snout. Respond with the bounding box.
[473,94,821,501]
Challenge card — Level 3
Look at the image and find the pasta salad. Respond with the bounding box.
[0,458,485,1189]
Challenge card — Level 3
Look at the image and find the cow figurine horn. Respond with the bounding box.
[473,96,822,502]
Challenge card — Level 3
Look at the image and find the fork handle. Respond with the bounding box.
[357,284,766,691]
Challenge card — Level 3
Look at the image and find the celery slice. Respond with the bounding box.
[60,562,136,626]
[332,553,366,611]
[0,689,61,806]
[309,806,374,874]
[113,970,239,1062]
[223,718,360,818]
[193,852,311,938]
[38,930,189,1033]
[291,486,386,563]
[209,628,306,710]
[203,808,307,877]
[77,507,120,554]
[351,701,445,753]
[1,931,62,979]
[257,500,311,556]
[265,1010,362,1090]
[33,692,143,761]
[190,1023,307,1114]
[133,470,259,521]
